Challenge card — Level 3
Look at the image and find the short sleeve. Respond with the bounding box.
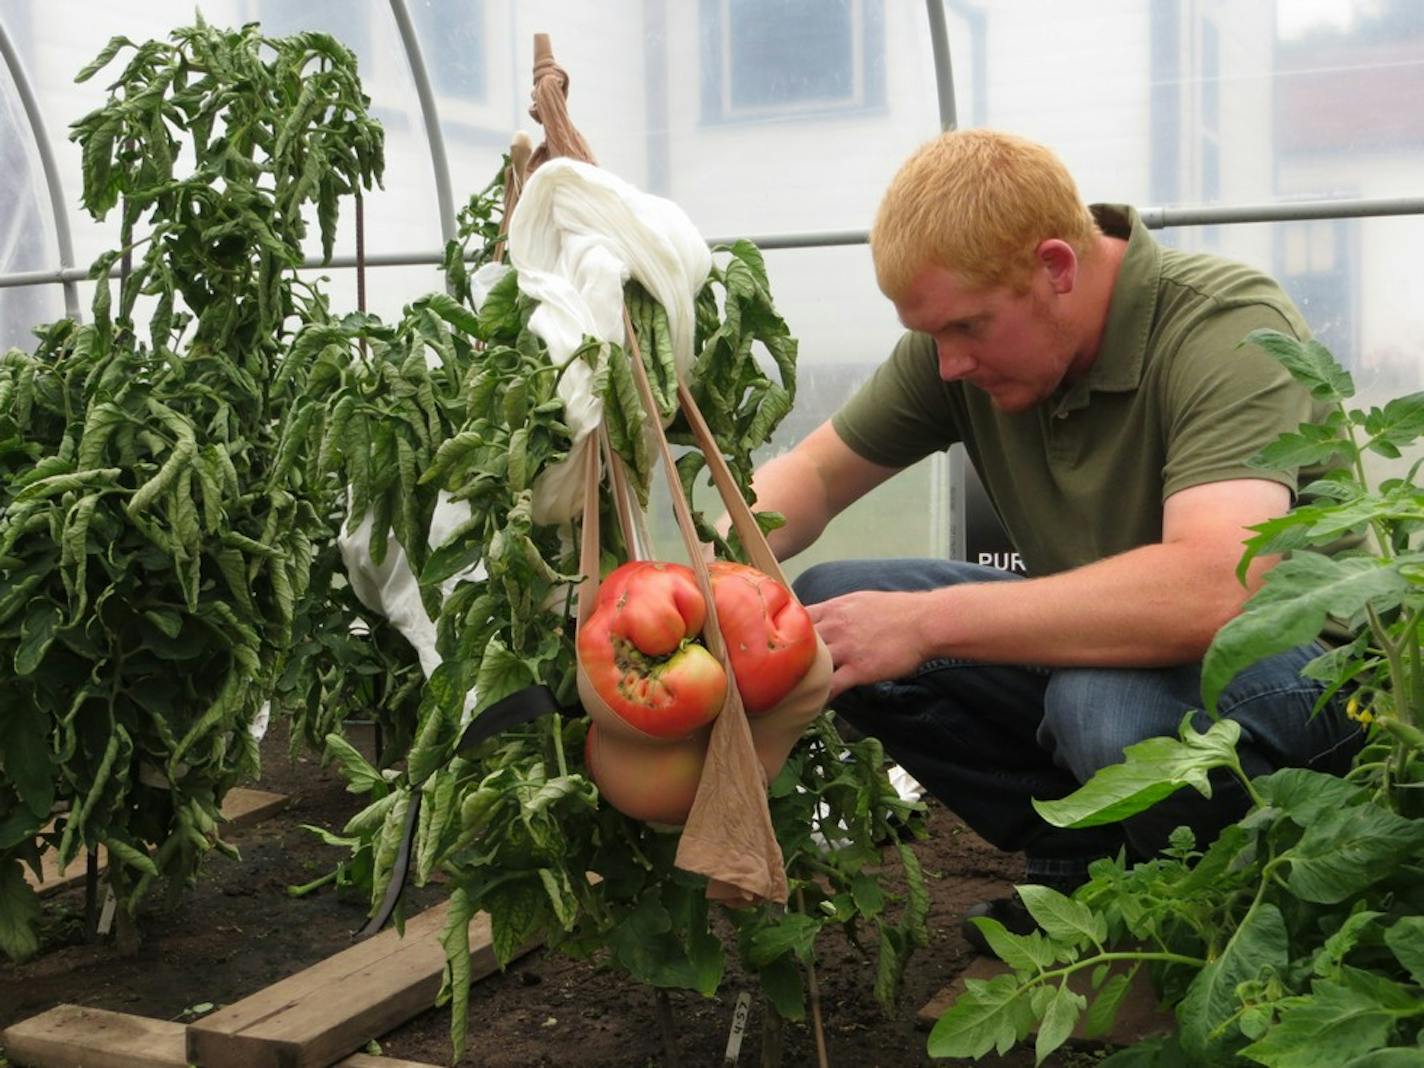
[1159,305,1316,501]
[831,331,960,468]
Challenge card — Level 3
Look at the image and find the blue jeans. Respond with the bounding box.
[794,559,1363,873]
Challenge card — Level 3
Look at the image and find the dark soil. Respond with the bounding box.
[0,721,1122,1068]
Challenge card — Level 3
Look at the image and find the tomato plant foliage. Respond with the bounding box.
[0,18,382,957]
[315,167,930,1058]
[930,333,1424,1065]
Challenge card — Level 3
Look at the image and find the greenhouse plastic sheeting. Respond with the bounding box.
[3,0,1424,563]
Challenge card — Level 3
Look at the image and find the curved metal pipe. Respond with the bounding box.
[0,16,80,320]
[388,0,456,245]
[925,0,959,131]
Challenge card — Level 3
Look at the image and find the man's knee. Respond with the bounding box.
[1038,667,1196,779]
[791,561,853,606]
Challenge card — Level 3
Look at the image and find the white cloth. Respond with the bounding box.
[339,494,474,682]
[507,158,712,524]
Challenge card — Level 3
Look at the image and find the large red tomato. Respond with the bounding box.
[578,561,726,739]
[585,723,706,827]
[708,561,817,714]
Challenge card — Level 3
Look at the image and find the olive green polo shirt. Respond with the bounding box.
[832,204,1323,577]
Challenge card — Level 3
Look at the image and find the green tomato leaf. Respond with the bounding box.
[1312,910,1383,980]
[1242,329,1354,402]
[436,886,477,1061]
[928,971,1035,1059]
[0,704,55,821]
[965,917,1044,973]
[1033,717,1241,828]
[1256,767,1368,828]
[103,836,159,877]
[1239,973,1419,1068]
[746,911,821,967]
[1362,391,1424,457]
[1383,917,1424,986]
[0,860,42,961]
[1178,902,1288,1060]
[1202,554,1409,713]
[473,637,536,714]
[1284,804,1424,904]
[15,601,64,676]
[1016,884,1106,948]
[757,954,806,1022]
[1035,983,1086,1066]
[323,732,386,795]
[1083,971,1133,1039]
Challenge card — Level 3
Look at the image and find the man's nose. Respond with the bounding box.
[936,342,975,381]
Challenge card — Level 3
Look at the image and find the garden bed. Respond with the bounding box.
[0,720,1110,1068]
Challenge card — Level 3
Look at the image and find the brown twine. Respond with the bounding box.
[527,33,597,171]
[492,133,533,266]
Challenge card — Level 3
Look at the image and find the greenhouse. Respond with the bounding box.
[2,1,1424,1065]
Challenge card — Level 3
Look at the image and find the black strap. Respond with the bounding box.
[355,684,576,939]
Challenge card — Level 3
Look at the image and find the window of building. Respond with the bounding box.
[412,0,487,102]
[247,0,371,61]
[699,0,885,124]
[1276,217,1358,364]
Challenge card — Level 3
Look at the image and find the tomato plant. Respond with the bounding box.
[930,332,1424,1065]
[0,20,383,958]
[310,161,930,1063]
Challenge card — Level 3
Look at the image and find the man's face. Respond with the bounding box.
[892,263,1076,413]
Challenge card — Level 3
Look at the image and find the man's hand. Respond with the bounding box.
[806,589,931,700]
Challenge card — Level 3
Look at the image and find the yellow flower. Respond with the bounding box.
[1346,696,1374,725]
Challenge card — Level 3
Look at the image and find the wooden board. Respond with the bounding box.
[1,1005,188,1068]
[24,788,288,897]
[917,955,1175,1046]
[185,898,524,1068]
[0,1005,442,1068]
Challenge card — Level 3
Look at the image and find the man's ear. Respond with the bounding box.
[1035,239,1078,294]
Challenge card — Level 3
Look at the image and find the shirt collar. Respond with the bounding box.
[1050,203,1159,416]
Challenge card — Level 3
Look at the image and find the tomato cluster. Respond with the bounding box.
[579,559,824,826]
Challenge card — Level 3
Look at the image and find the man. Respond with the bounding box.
[749,130,1361,949]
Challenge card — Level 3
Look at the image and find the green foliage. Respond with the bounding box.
[0,20,382,959]
[930,331,1424,1064]
[310,163,927,1060]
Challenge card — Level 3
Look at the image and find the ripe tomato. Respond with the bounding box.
[585,722,706,827]
[578,561,726,739]
[592,560,708,656]
[708,561,817,714]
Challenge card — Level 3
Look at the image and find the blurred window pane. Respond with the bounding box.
[700,0,885,123]
[413,0,487,101]
[730,0,851,108]
[1201,18,1219,130]
[1276,218,1356,360]
[249,0,370,57]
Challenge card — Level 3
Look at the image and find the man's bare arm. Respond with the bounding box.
[807,478,1290,697]
[743,420,903,561]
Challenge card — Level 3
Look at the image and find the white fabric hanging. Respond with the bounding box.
[507,158,712,524]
